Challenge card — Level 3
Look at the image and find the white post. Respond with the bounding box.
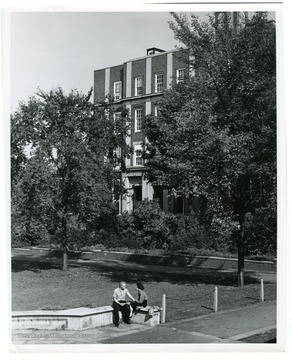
[161,294,166,324]
[260,279,265,302]
[214,287,218,312]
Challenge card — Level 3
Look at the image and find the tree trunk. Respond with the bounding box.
[238,260,244,288]
[61,214,68,271]
[62,247,68,271]
[237,225,245,287]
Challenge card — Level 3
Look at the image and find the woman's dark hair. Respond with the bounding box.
[136,282,144,290]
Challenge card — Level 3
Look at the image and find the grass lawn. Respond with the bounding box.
[12,256,276,322]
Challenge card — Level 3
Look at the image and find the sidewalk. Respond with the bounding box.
[11,301,276,345]
[100,301,276,344]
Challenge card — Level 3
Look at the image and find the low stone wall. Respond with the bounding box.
[12,306,113,331]
[131,306,161,327]
[12,305,162,331]
[12,247,276,272]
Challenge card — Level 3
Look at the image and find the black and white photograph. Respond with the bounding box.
[3,0,287,353]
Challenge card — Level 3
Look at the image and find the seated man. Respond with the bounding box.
[112,281,135,327]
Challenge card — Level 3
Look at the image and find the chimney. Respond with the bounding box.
[147,47,165,56]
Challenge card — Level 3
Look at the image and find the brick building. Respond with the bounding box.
[93,12,252,214]
[94,47,190,213]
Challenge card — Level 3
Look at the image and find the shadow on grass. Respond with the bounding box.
[11,256,81,272]
[12,255,262,286]
[87,264,266,287]
[86,263,263,286]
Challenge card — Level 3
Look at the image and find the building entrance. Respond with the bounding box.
[132,185,142,209]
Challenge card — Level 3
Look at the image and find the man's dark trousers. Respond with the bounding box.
[113,302,131,324]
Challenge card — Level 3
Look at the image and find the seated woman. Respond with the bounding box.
[130,282,148,313]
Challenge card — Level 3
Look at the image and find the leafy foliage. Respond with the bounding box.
[143,12,276,256]
[11,88,129,256]
[118,200,178,249]
[116,200,228,253]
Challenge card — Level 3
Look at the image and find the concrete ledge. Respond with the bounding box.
[12,305,162,330]
[131,306,161,327]
[12,306,113,331]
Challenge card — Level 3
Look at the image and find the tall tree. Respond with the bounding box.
[144,12,276,286]
[11,88,129,270]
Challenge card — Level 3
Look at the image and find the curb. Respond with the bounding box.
[229,325,276,341]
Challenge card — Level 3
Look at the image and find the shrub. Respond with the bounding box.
[114,200,235,253]
[93,199,275,258]
[166,213,208,252]
[206,212,239,252]
[11,215,51,247]
[244,206,277,257]
[117,201,210,252]
[118,200,178,249]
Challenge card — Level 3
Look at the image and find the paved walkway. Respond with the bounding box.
[12,301,276,345]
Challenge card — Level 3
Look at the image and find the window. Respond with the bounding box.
[155,74,163,93]
[113,112,121,135]
[113,147,121,158]
[113,112,121,120]
[176,68,185,83]
[113,147,121,169]
[113,81,122,101]
[135,109,143,132]
[154,105,159,117]
[134,145,143,166]
[135,149,143,166]
[135,77,143,96]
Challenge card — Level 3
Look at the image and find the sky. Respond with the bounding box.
[10,11,196,111]
[9,9,277,112]
[9,10,278,112]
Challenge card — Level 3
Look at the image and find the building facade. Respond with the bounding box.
[94,47,190,213]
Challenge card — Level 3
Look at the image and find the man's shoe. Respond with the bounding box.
[114,323,119,327]
[124,320,131,325]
